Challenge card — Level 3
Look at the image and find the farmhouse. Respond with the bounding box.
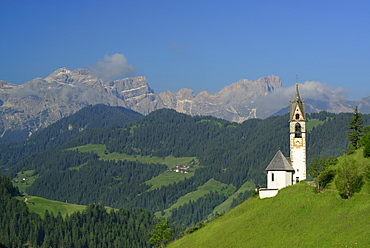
[167,164,190,173]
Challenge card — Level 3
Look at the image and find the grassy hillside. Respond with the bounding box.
[169,150,370,248]
[169,182,370,248]
[159,179,236,218]
[12,170,37,193]
[211,180,255,216]
[13,171,86,218]
[20,195,86,218]
[69,144,198,168]
[69,144,199,190]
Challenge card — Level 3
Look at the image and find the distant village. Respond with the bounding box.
[167,164,190,173]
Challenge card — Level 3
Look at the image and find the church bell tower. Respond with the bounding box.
[289,83,306,183]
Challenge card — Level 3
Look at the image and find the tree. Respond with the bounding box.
[183,221,205,235]
[347,106,364,151]
[148,220,173,248]
[335,158,364,199]
[361,127,370,158]
[308,156,337,193]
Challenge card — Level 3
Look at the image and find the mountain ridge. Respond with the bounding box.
[0,67,368,142]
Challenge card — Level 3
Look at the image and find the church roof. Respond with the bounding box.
[289,84,306,120]
[265,150,295,172]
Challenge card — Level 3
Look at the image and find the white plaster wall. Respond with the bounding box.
[290,140,306,181]
[267,171,292,189]
[259,189,279,199]
[285,171,293,185]
[290,119,307,182]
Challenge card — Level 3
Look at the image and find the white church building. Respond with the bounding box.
[259,84,306,199]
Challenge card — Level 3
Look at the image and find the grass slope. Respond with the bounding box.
[211,180,255,216]
[12,170,37,193]
[69,144,199,189]
[70,144,197,168]
[146,171,194,190]
[168,182,370,248]
[22,196,86,218]
[159,179,236,218]
[306,118,325,132]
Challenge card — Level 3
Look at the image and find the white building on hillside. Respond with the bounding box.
[259,84,306,199]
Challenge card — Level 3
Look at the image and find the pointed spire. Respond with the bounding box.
[295,83,301,101]
[290,83,305,120]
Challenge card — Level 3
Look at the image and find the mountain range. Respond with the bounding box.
[1,68,369,142]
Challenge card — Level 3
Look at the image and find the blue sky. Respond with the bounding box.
[1,0,369,99]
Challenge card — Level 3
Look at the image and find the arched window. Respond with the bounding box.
[271,173,275,182]
[295,114,300,120]
[295,123,302,138]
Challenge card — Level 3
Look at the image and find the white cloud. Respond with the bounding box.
[298,81,348,102]
[90,53,136,81]
[254,81,349,117]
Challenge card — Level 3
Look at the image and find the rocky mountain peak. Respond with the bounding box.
[0,68,368,142]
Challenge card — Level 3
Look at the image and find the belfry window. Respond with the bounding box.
[295,114,300,120]
[295,123,302,138]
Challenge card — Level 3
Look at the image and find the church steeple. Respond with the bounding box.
[289,83,306,182]
[290,83,306,121]
[259,83,307,198]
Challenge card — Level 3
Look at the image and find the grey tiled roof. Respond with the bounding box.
[265,150,295,171]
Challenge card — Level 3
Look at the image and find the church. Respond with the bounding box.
[259,84,306,199]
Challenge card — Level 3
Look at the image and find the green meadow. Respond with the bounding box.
[306,118,325,131]
[146,171,194,190]
[169,149,370,248]
[169,182,370,248]
[15,195,86,218]
[211,180,255,216]
[70,144,199,188]
[12,170,38,193]
[159,179,236,218]
[69,144,198,168]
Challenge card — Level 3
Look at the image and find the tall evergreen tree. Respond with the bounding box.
[347,106,364,150]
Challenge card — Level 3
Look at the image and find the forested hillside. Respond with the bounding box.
[0,175,166,248]
[0,104,142,174]
[1,105,370,229]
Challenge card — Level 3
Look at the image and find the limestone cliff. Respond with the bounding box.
[0,68,367,141]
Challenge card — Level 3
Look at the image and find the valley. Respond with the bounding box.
[1,104,370,247]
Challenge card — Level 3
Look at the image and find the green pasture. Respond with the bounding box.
[146,171,194,190]
[12,170,38,193]
[159,179,236,218]
[169,149,370,248]
[20,195,86,218]
[169,182,370,248]
[211,180,255,216]
[69,144,198,168]
[306,118,325,132]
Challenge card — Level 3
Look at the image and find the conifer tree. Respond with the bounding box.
[347,106,364,151]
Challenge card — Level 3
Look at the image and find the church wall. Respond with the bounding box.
[289,121,306,133]
[290,132,306,182]
[259,189,279,199]
[267,171,292,189]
